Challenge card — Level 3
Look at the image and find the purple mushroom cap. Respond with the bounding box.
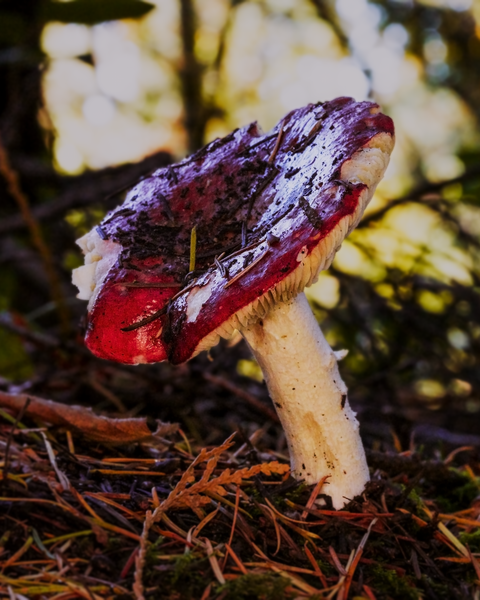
[75,97,394,364]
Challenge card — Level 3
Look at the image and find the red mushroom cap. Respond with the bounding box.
[80,97,394,364]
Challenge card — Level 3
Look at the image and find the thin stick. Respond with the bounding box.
[245,170,277,223]
[228,486,241,547]
[342,517,378,598]
[220,486,241,571]
[66,430,75,455]
[211,251,226,274]
[0,134,70,335]
[189,226,197,272]
[261,503,282,555]
[467,545,480,581]
[328,545,346,575]
[291,118,323,154]
[96,225,108,240]
[244,132,277,152]
[301,476,329,520]
[224,248,269,289]
[120,546,139,580]
[192,507,220,539]
[121,306,168,332]
[204,537,225,584]
[117,282,182,289]
[161,279,197,304]
[214,256,227,278]
[225,543,248,574]
[304,543,328,588]
[220,239,264,263]
[121,280,198,332]
[41,432,70,491]
[2,535,33,570]
[268,121,285,164]
[200,583,212,600]
[1,397,31,489]
[241,221,247,247]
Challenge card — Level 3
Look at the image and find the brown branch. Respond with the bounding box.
[0,236,50,293]
[308,0,350,50]
[0,150,172,236]
[359,164,480,228]
[0,133,70,335]
[0,391,178,444]
[179,0,205,152]
[0,313,60,348]
[200,4,231,119]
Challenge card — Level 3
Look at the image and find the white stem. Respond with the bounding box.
[241,292,369,509]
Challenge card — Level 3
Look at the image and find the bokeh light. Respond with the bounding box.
[39,0,480,320]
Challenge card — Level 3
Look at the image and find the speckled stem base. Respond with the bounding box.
[242,292,370,509]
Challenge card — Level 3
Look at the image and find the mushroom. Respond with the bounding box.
[73,97,394,508]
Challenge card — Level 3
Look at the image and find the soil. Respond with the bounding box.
[1,338,480,599]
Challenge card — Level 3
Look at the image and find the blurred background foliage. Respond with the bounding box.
[1,0,480,451]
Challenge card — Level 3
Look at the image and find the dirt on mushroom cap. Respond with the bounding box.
[80,97,394,365]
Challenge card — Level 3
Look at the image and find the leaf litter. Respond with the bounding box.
[0,393,480,599]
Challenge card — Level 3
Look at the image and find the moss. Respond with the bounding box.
[146,551,209,599]
[170,552,205,589]
[218,573,291,600]
[285,482,309,503]
[315,557,335,577]
[407,488,424,511]
[240,487,266,518]
[434,474,479,512]
[105,535,127,552]
[420,575,462,600]
[243,481,309,514]
[368,565,420,600]
[144,535,166,561]
[459,529,480,552]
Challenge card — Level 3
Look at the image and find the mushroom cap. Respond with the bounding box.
[75,97,394,365]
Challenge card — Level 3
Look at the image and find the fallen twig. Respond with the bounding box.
[1,396,30,490]
[0,391,177,444]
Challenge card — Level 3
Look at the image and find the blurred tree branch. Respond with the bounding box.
[0,150,171,235]
[179,0,204,153]
[359,164,480,228]
[308,0,349,50]
[0,132,70,335]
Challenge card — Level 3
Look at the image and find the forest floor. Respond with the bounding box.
[1,338,480,600]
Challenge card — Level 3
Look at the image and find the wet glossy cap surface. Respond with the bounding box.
[85,97,394,364]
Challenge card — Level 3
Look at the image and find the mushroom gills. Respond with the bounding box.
[72,229,122,310]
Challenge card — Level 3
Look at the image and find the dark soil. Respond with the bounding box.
[1,338,480,599]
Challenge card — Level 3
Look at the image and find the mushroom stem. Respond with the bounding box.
[241,292,369,509]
